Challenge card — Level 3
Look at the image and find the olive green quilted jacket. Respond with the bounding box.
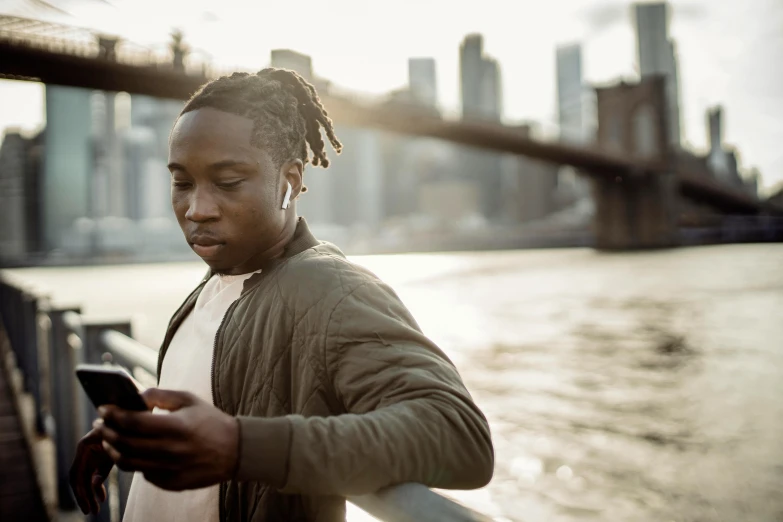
[156,218,494,521]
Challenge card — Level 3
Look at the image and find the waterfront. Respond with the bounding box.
[6,243,783,521]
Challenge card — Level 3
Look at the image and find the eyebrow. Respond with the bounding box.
[167,160,256,172]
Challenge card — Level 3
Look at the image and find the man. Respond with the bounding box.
[70,68,494,521]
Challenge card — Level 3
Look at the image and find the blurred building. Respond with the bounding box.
[0,131,44,261]
[459,34,504,222]
[0,133,28,260]
[269,50,385,236]
[408,58,437,108]
[705,106,742,187]
[270,49,313,81]
[120,127,159,220]
[554,43,591,205]
[507,125,559,223]
[460,34,502,120]
[269,49,335,228]
[326,125,384,231]
[130,94,182,159]
[556,44,585,143]
[768,182,783,207]
[744,168,760,197]
[634,2,682,147]
[270,49,331,93]
[43,85,93,252]
[703,105,761,195]
[129,94,182,220]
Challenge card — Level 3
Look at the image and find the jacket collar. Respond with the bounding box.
[158,218,319,380]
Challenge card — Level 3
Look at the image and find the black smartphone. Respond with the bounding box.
[75,364,148,412]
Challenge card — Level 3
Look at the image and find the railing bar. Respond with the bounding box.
[1,276,498,521]
[62,310,82,334]
[100,330,158,375]
[347,483,494,522]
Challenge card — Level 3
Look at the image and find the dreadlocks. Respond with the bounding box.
[180,68,343,191]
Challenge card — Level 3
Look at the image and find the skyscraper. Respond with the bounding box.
[43,85,92,251]
[479,58,502,119]
[408,58,437,107]
[459,34,504,221]
[460,34,484,119]
[705,105,744,188]
[129,94,183,222]
[0,132,30,260]
[460,34,501,121]
[634,2,682,146]
[556,44,584,143]
[554,43,591,204]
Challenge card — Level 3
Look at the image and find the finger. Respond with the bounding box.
[70,429,108,515]
[102,448,178,473]
[91,475,105,512]
[97,424,187,462]
[102,441,181,473]
[86,473,99,514]
[92,474,107,503]
[99,407,186,437]
[141,388,197,411]
[75,480,90,514]
[70,449,94,514]
[69,462,88,513]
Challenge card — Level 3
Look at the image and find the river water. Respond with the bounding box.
[6,243,783,521]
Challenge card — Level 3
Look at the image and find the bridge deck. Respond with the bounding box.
[0,334,49,521]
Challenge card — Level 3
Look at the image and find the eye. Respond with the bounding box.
[172,180,192,189]
[217,180,243,189]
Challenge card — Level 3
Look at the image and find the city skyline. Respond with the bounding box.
[0,0,781,189]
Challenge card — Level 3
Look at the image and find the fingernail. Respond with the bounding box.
[92,418,103,429]
[102,441,110,452]
[97,406,107,417]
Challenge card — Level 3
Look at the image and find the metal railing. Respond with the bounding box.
[0,276,493,522]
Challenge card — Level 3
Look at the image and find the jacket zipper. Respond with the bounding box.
[211,269,274,522]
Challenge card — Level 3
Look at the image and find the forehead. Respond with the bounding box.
[169,107,258,162]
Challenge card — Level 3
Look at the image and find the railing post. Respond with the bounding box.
[3,284,23,375]
[21,291,46,433]
[48,307,82,511]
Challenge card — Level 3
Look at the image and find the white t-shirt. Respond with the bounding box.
[122,270,260,522]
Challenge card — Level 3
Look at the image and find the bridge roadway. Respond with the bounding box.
[0,15,776,217]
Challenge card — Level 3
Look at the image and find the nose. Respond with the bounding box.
[185,187,220,223]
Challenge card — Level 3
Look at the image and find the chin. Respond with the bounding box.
[203,258,230,273]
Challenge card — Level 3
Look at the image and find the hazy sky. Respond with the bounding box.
[1,0,781,189]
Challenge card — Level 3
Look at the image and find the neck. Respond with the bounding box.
[220,216,299,276]
[263,216,299,261]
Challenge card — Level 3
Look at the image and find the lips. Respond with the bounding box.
[189,234,224,258]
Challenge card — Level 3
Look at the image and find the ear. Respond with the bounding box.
[281,159,304,201]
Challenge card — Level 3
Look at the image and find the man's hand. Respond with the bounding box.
[70,427,115,514]
[94,388,239,491]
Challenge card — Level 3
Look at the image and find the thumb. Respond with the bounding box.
[141,388,197,411]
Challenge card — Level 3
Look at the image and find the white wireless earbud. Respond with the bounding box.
[281,181,293,210]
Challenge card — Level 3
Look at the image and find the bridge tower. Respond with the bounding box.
[591,76,678,249]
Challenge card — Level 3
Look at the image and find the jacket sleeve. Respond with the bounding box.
[277,280,494,496]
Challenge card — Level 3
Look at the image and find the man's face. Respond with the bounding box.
[168,107,296,275]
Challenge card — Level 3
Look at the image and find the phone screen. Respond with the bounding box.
[76,365,149,412]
